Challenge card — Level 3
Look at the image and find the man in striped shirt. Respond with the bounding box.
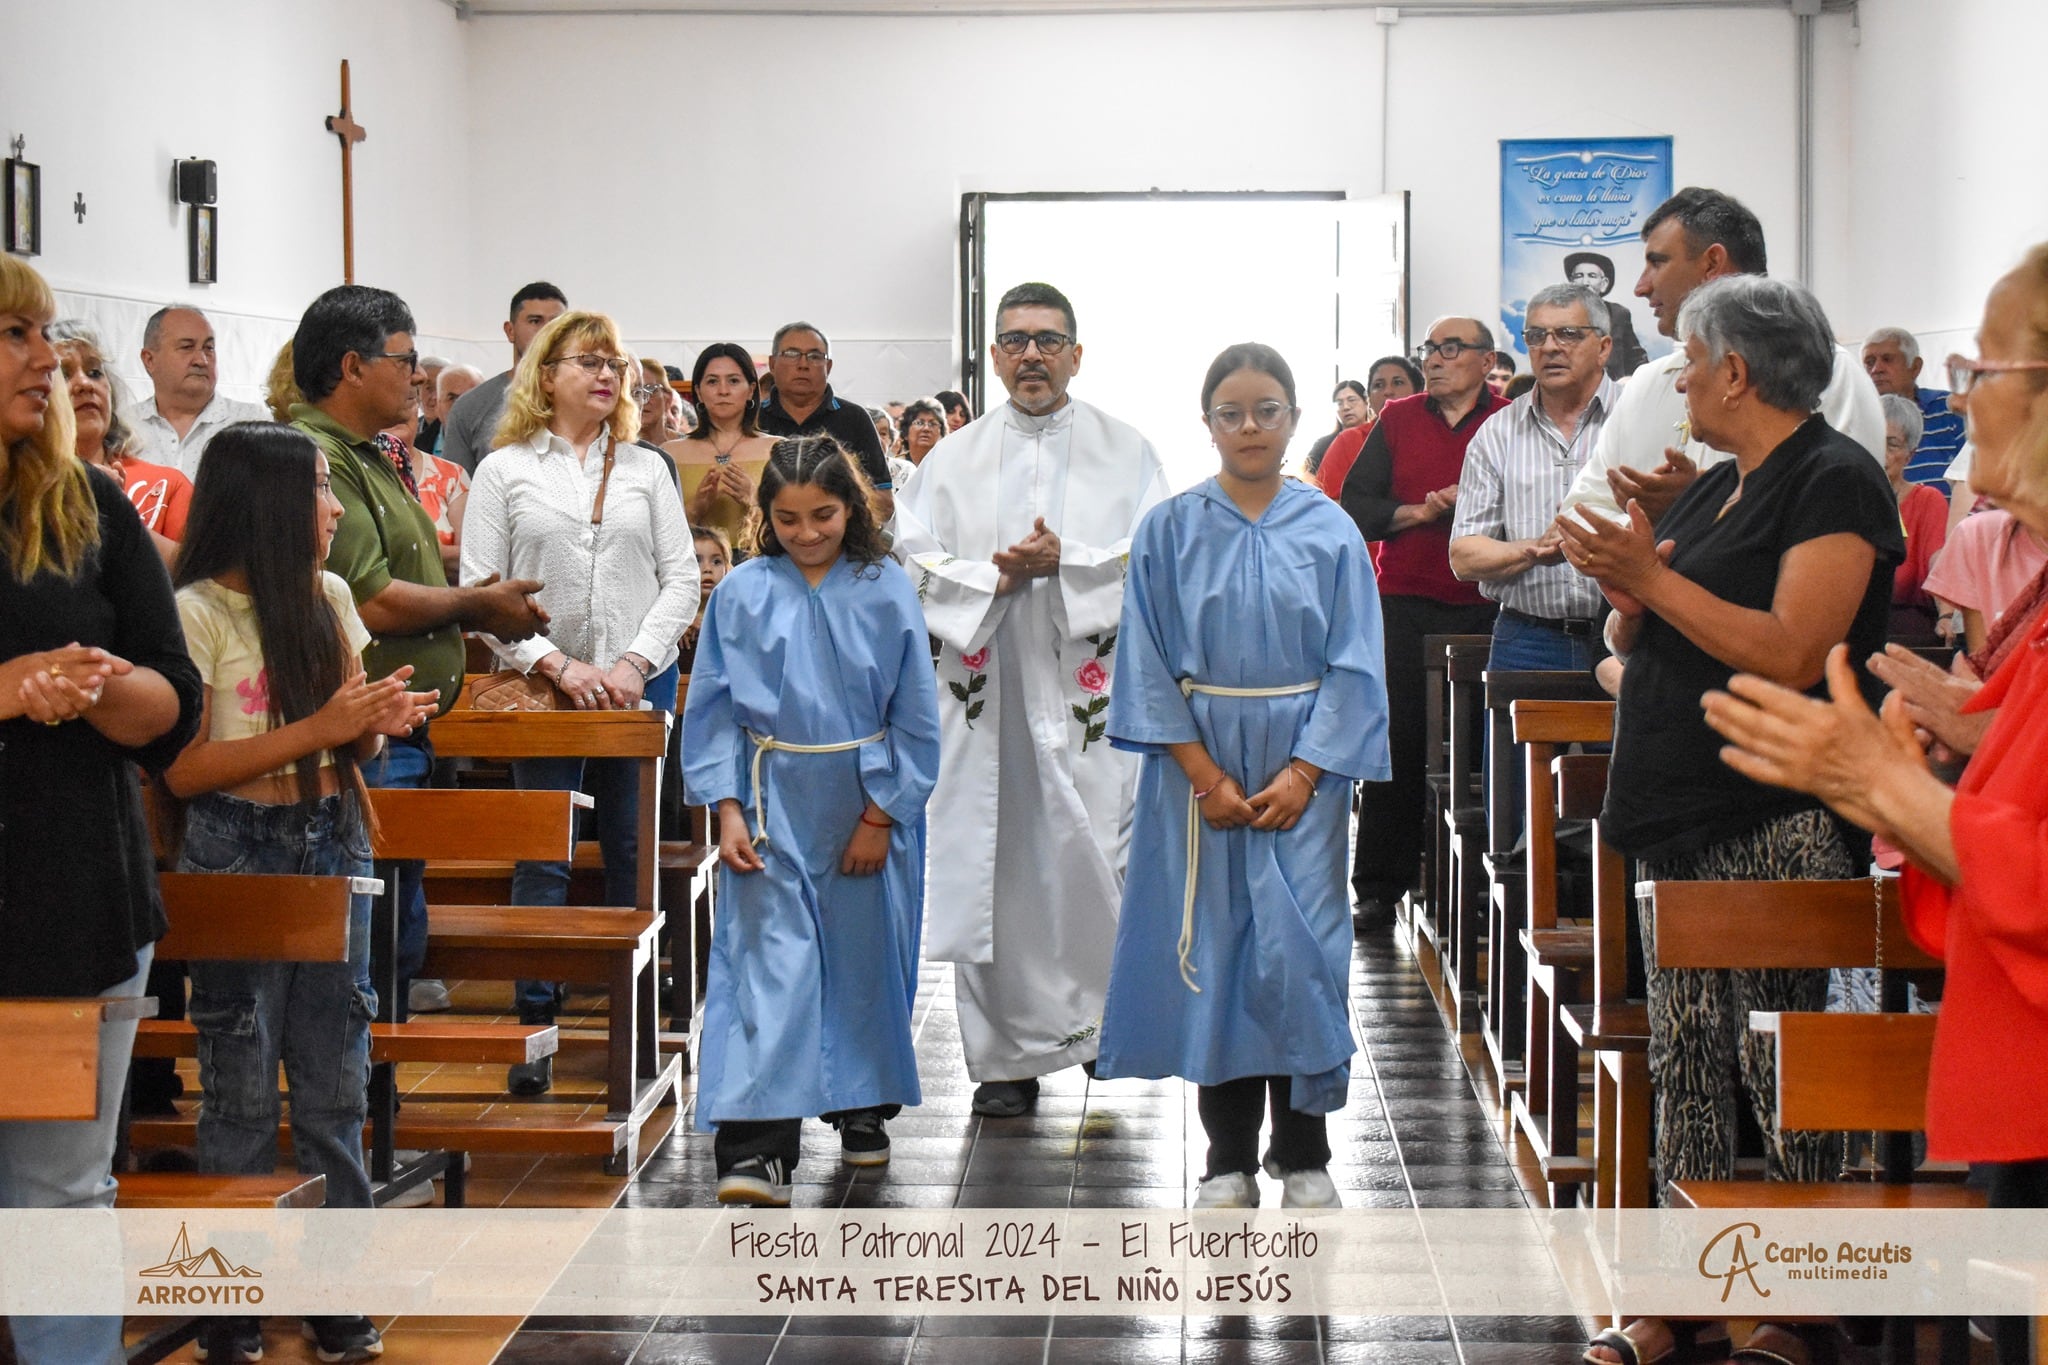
[1451,283,1617,675]
[1862,326,1966,490]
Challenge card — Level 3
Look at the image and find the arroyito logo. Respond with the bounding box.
[135,1222,265,1306]
[1698,1222,1913,1302]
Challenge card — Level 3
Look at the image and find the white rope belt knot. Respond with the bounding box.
[745,729,885,847]
[1174,679,1321,993]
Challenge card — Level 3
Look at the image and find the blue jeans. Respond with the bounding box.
[510,754,645,1018]
[1485,611,1598,853]
[0,944,150,1365]
[363,727,434,984]
[181,792,376,1211]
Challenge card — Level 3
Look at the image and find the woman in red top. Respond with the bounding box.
[1881,392,1951,644]
[49,322,191,562]
[1315,355,1421,500]
[1704,245,2048,1360]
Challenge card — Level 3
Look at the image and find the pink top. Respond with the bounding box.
[1923,509,2048,623]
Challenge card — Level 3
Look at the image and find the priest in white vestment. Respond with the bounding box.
[893,282,1169,1116]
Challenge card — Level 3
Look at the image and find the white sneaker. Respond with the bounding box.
[407,979,451,1013]
[1193,1172,1259,1208]
[381,1179,434,1208]
[1280,1168,1341,1209]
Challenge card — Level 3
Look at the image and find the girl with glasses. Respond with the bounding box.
[1095,343,1390,1210]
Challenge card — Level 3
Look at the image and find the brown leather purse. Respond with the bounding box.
[462,442,619,713]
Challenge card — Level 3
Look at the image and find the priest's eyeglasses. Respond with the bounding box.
[1522,325,1599,348]
[995,330,1073,357]
[548,354,631,379]
[1947,354,2048,396]
[1205,401,1295,433]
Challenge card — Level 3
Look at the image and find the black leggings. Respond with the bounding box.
[1197,1076,1331,1179]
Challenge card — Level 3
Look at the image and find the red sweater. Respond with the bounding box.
[1901,610,2048,1162]
[1336,390,1503,604]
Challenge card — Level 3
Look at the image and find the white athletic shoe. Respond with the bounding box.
[406,979,451,1013]
[1193,1172,1259,1209]
[1280,1168,1341,1209]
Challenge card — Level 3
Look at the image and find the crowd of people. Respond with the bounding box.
[0,179,2044,1365]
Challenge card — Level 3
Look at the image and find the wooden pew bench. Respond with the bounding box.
[1438,639,1493,1033]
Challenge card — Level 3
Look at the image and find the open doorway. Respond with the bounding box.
[962,191,1408,489]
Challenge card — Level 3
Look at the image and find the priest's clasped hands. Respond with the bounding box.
[993,517,1061,596]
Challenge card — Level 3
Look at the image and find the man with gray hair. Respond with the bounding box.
[413,354,451,454]
[1452,283,1618,675]
[121,305,267,478]
[1862,325,1965,489]
[1558,187,1883,526]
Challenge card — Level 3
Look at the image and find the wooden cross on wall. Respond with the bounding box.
[325,59,367,283]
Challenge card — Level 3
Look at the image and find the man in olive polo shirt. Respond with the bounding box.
[290,284,550,1001]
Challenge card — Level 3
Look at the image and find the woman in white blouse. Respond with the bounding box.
[464,311,698,1094]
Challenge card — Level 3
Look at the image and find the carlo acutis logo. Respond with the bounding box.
[135,1222,265,1307]
[1697,1222,1913,1301]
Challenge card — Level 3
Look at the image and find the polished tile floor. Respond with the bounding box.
[494,925,1590,1365]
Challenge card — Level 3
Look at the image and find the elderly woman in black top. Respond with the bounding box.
[1557,274,1900,1365]
[0,260,202,1362]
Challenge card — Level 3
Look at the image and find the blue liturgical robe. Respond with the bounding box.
[683,553,942,1125]
[1096,478,1390,1114]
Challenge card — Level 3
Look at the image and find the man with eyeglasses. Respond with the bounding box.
[1338,316,1509,930]
[1451,284,1618,679]
[121,305,267,480]
[439,281,568,474]
[290,284,552,1017]
[755,321,894,521]
[894,280,1168,1118]
[1862,326,1966,492]
[1559,187,1883,527]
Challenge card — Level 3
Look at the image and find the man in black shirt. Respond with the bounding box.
[756,321,894,521]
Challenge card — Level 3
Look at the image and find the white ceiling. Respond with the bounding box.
[453,0,1807,16]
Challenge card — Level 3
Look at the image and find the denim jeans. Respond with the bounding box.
[510,753,645,1019]
[0,944,150,1365]
[363,727,434,984]
[181,792,376,1211]
[1483,611,1599,853]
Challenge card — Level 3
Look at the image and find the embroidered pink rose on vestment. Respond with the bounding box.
[1074,659,1108,695]
[959,647,990,672]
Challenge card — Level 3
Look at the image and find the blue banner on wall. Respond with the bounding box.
[1499,136,1673,381]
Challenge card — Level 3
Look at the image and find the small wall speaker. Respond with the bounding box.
[176,159,216,206]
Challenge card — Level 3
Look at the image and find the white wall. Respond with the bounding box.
[0,0,480,401]
[1835,0,2048,362]
[462,8,1388,402]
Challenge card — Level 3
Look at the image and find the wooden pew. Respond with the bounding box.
[1439,640,1493,1033]
[1418,633,1492,979]
[1646,876,1948,1210]
[395,711,686,1175]
[1506,699,1612,1200]
[1479,670,1609,1106]
[0,997,157,1121]
[1552,753,1652,1209]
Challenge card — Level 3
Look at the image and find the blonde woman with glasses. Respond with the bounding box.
[464,310,699,1094]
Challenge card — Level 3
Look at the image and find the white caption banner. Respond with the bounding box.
[0,1210,2040,1319]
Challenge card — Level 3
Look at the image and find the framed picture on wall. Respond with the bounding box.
[4,157,39,256]
[188,205,216,284]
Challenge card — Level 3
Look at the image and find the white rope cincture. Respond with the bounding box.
[1174,678,1321,993]
[745,729,886,847]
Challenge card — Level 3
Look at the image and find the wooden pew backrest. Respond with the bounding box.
[367,788,588,863]
[156,873,377,962]
[1644,877,1941,971]
[1751,1010,1937,1132]
[428,709,670,760]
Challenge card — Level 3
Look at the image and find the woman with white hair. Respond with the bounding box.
[1558,274,1903,1365]
[1881,390,1950,644]
[49,320,192,563]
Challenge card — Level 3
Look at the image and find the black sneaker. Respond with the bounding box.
[506,1054,553,1096]
[194,1316,264,1362]
[716,1155,792,1207]
[1352,896,1395,934]
[299,1315,383,1362]
[971,1078,1040,1117]
[835,1111,891,1167]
